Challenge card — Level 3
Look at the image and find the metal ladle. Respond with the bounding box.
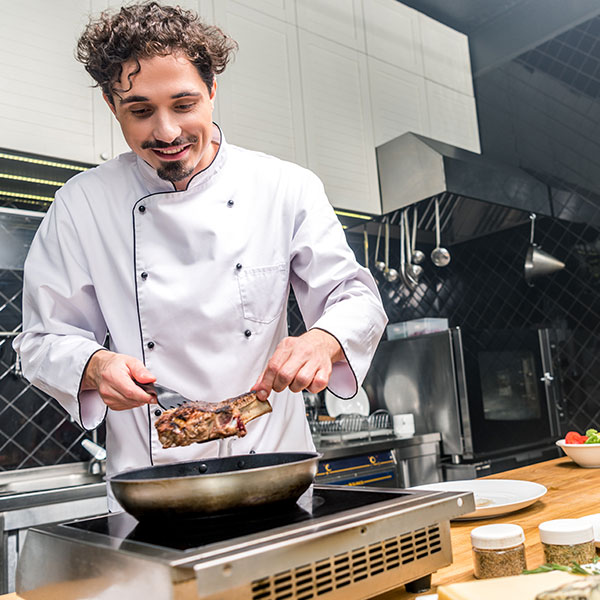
[384,218,399,282]
[374,220,386,272]
[399,210,417,289]
[411,205,425,266]
[431,196,451,267]
[405,209,423,282]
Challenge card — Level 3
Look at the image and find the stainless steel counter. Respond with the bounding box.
[0,462,108,594]
[0,463,106,512]
[316,432,441,460]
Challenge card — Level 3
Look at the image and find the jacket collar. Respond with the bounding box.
[135,123,228,194]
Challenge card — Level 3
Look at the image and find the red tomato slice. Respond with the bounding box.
[565,431,588,444]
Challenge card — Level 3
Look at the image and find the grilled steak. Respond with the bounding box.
[536,575,600,599]
[155,392,272,448]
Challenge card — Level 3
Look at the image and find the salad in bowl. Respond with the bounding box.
[557,428,600,467]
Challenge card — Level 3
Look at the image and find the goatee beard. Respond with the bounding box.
[156,161,195,183]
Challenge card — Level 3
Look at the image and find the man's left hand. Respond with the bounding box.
[252,329,344,400]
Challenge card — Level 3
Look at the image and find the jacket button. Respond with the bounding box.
[147,341,155,349]
[236,263,242,270]
[227,199,234,207]
[139,205,146,213]
[244,329,252,338]
[154,409,161,417]
[141,272,148,279]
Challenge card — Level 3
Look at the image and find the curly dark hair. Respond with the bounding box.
[76,1,238,103]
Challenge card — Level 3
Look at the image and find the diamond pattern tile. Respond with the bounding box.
[517,16,600,100]
[0,269,104,471]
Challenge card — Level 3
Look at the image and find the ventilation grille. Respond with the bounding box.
[251,524,442,600]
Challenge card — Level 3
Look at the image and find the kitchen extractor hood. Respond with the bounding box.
[375,133,552,245]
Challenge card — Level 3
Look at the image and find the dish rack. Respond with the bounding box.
[311,410,393,442]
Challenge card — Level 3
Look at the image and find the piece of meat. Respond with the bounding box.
[155,392,272,449]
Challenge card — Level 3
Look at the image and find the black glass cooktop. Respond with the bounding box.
[64,487,409,552]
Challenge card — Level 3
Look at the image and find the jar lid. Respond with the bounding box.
[471,524,525,549]
[539,519,594,545]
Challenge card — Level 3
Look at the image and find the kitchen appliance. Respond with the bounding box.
[376,132,552,232]
[17,484,474,600]
[363,327,562,477]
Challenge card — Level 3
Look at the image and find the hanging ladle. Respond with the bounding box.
[524,213,565,285]
[431,196,451,267]
[411,205,425,265]
[399,210,417,289]
[374,220,386,272]
[405,208,423,282]
[384,217,399,282]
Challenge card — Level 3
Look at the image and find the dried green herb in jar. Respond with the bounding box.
[539,519,595,567]
[543,540,596,566]
[471,524,527,579]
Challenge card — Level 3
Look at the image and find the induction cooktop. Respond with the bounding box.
[17,484,475,600]
[64,487,403,551]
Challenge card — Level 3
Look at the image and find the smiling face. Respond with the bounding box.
[105,54,217,190]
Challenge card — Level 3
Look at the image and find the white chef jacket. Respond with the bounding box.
[14,124,387,509]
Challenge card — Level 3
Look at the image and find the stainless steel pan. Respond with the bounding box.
[109,452,320,520]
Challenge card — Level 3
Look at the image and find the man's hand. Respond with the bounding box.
[252,329,344,401]
[81,350,157,411]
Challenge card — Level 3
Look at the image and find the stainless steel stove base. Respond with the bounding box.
[211,523,450,600]
[17,486,473,600]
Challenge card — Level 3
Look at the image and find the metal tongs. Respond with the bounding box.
[135,381,192,410]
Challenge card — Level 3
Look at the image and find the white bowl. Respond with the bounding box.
[556,439,600,468]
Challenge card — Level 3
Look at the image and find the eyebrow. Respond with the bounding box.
[119,92,201,105]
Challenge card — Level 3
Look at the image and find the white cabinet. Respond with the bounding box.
[213,2,307,166]
[368,57,430,147]
[298,31,380,214]
[226,0,295,23]
[363,0,478,156]
[296,0,365,51]
[419,13,474,96]
[426,80,480,153]
[362,0,423,76]
[0,0,111,165]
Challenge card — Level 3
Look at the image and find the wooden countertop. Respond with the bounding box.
[376,456,597,599]
[2,457,592,600]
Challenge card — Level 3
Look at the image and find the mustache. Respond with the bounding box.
[141,136,198,150]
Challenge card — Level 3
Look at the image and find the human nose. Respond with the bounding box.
[152,111,182,143]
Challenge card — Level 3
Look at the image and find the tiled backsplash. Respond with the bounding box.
[0,269,102,470]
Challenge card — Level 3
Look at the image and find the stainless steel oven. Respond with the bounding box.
[363,328,562,477]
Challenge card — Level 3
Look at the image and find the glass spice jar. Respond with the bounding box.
[538,519,595,566]
[471,524,527,579]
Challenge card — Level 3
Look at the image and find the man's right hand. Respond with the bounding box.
[81,350,157,411]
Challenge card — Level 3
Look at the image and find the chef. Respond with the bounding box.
[13,2,387,509]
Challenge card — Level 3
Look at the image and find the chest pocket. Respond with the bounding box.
[237,263,289,324]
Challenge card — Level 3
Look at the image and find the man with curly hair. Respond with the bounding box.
[15,2,386,508]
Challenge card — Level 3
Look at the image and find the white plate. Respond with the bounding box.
[578,513,600,548]
[411,479,547,520]
[324,387,369,417]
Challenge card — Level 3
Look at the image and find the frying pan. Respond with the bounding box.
[109,452,320,520]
